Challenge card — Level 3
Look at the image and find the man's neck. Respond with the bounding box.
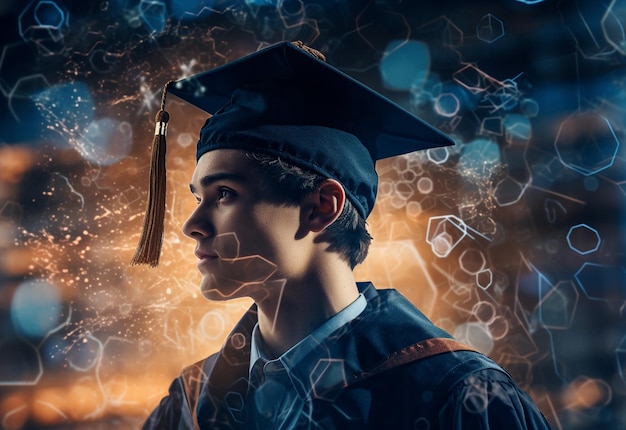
[254,260,359,359]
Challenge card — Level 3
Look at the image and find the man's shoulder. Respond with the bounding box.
[179,352,220,388]
[356,334,505,388]
[399,347,506,386]
[355,286,510,389]
[347,286,452,352]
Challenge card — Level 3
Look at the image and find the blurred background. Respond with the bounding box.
[0,0,625,428]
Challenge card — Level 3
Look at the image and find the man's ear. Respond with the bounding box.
[303,179,345,233]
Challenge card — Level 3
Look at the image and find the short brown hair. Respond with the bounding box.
[246,152,372,268]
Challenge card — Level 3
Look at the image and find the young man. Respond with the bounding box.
[137,42,551,429]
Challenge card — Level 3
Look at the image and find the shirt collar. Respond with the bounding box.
[249,293,367,398]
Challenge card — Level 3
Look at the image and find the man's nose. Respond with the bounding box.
[182,205,213,240]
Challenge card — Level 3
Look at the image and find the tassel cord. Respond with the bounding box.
[131,81,174,266]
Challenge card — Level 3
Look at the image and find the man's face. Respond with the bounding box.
[182,149,307,301]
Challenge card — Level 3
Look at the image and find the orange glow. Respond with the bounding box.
[0,393,29,430]
[32,388,68,425]
[0,248,34,277]
[0,147,34,185]
[562,377,612,410]
[1,374,183,427]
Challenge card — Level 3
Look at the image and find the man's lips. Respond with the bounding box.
[195,251,218,272]
[195,250,218,261]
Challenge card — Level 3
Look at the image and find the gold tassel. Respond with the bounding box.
[131,81,173,266]
[290,40,326,62]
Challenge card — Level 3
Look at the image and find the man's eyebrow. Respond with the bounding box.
[189,172,248,194]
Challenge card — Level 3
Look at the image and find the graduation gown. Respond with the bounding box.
[143,283,551,429]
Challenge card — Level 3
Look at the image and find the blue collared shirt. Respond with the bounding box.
[246,294,367,428]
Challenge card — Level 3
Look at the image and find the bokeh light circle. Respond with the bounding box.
[10,280,63,339]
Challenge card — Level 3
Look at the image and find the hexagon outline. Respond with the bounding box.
[554,112,620,176]
[0,338,43,386]
[616,334,626,381]
[566,223,601,255]
[426,215,468,258]
[459,248,487,275]
[601,0,626,56]
[476,269,493,290]
[34,1,65,29]
[574,262,622,302]
[477,13,504,43]
[537,280,579,330]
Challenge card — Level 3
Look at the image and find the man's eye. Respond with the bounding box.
[217,187,235,201]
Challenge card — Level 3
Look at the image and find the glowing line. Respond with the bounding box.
[8,74,49,121]
[578,8,601,49]
[528,184,587,205]
[575,53,581,110]
[68,334,103,372]
[34,399,69,419]
[0,337,43,386]
[465,224,493,242]
[39,304,72,347]
[545,330,567,383]
[410,240,441,301]
[2,404,28,428]
[430,259,459,284]
[53,172,85,209]
[94,337,134,411]
[271,280,287,334]
[94,207,113,220]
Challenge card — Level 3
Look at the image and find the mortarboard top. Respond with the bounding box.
[169,41,453,160]
[131,41,454,266]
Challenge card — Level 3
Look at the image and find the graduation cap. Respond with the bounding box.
[131,41,454,266]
